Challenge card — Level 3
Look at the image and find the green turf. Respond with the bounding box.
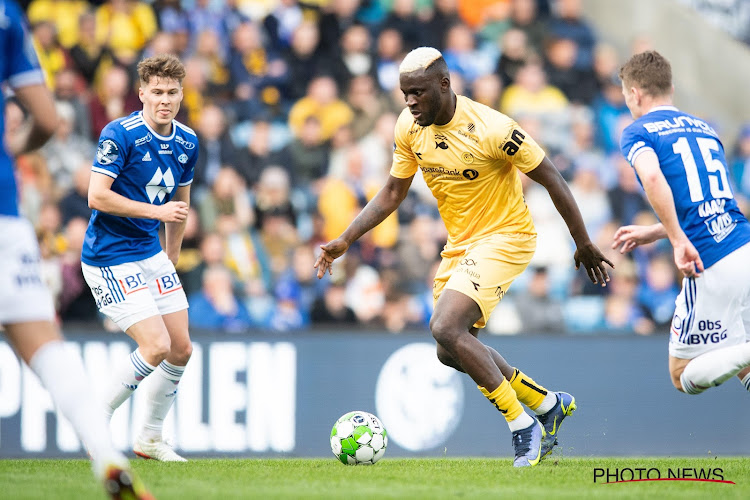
[1,457,748,499]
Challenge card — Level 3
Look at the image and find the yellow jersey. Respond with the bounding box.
[391,95,545,250]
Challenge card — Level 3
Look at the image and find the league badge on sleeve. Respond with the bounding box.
[96,139,119,165]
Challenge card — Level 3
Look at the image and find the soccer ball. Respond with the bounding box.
[330,411,388,465]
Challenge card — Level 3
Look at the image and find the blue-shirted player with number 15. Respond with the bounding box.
[614,51,750,396]
[83,53,199,461]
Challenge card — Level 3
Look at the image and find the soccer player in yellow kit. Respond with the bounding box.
[315,47,613,467]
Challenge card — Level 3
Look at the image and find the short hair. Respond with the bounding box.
[137,54,186,86]
[399,47,445,74]
[619,50,672,98]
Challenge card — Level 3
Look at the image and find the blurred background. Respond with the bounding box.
[10,0,750,336]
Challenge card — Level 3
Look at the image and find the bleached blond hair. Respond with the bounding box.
[399,47,443,74]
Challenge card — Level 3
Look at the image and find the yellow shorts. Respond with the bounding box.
[433,233,536,328]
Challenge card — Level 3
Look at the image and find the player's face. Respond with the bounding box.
[400,71,443,127]
[139,76,183,133]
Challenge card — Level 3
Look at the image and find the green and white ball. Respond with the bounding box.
[330,411,388,465]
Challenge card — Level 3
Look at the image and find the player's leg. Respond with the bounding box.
[430,290,543,467]
[438,326,572,459]
[0,216,151,498]
[134,252,191,461]
[135,309,191,462]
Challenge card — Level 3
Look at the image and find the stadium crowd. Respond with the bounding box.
[10,0,750,335]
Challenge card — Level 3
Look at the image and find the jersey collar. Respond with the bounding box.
[139,111,176,141]
[646,105,679,115]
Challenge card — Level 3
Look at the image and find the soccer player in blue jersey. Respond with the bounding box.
[0,1,152,498]
[83,53,199,462]
[613,51,750,395]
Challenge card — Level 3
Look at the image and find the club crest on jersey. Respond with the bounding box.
[96,139,119,165]
[435,134,448,150]
[146,167,175,203]
[178,153,188,163]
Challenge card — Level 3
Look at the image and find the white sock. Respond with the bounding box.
[139,360,185,442]
[533,392,558,415]
[741,372,750,392]
[680,342,750,395]
[507,411,535,432]
[104,349,156,421]
[29,341,122,464]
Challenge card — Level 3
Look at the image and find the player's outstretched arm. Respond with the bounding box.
[314,174,413,279]
[525,156,614,286]
[6,84,58,156]
[88,171,188,222]
[165,185,191,265]
[633,151,704,277]
[611,223,667,254]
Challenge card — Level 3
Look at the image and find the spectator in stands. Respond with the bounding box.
[31,20,66,90]
[58,163,92,226]
[88,64,140,140]
[69,10,112,85]
[54,68,91,140]
[336,24,377,90]
[607,155,650,226]
[198,167,253,232]
[381,0,422,50]
[375,28,406,92]
[637,254,681,327]
[471,73,503,109]
[27,0,89,49]
[189,265,252,332]
[228,21,288,121]
[263,0,305,52]
[548,0,596,71]
[179,231,225,299]
[510,0,547,56]
[347,74,393,141]
[288,75,353,142]
[41,101,95,197]
[59,217,98,323]
[419,0,461,51]
[501,57,568,117]
[544,36,598,105]
[310,280,357,325]
[236,119,292,188]
[95,0,158,65]
[442,23,492,85]
[514,266,565,334]
[193,104,238,192]
[495,27,528,88]
[193,30,231,99]
[287,115,330,192]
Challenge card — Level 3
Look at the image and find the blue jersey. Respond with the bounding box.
[620,106,750,269]
[0,0,46,217]
[82,111,199,266]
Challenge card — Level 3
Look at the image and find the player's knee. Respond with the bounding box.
[429,315,457,347]
[142,337,171,363]
[171,339,192,365]
[436,345,461,371]
[670,367,685,392]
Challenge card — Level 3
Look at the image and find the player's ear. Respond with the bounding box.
[138,86,145,104]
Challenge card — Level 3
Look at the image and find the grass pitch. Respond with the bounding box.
[1,457,748,499]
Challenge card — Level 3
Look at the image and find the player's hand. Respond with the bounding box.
[611,224,660,254]
[673,239,704,278]
[574,240,614,286]
[156,201,189,222]
[314,238,349,279]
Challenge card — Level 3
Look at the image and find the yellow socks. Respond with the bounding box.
[479,379,524,422]
[509,369,549,411]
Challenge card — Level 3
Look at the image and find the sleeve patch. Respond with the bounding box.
[96,139,119,165]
